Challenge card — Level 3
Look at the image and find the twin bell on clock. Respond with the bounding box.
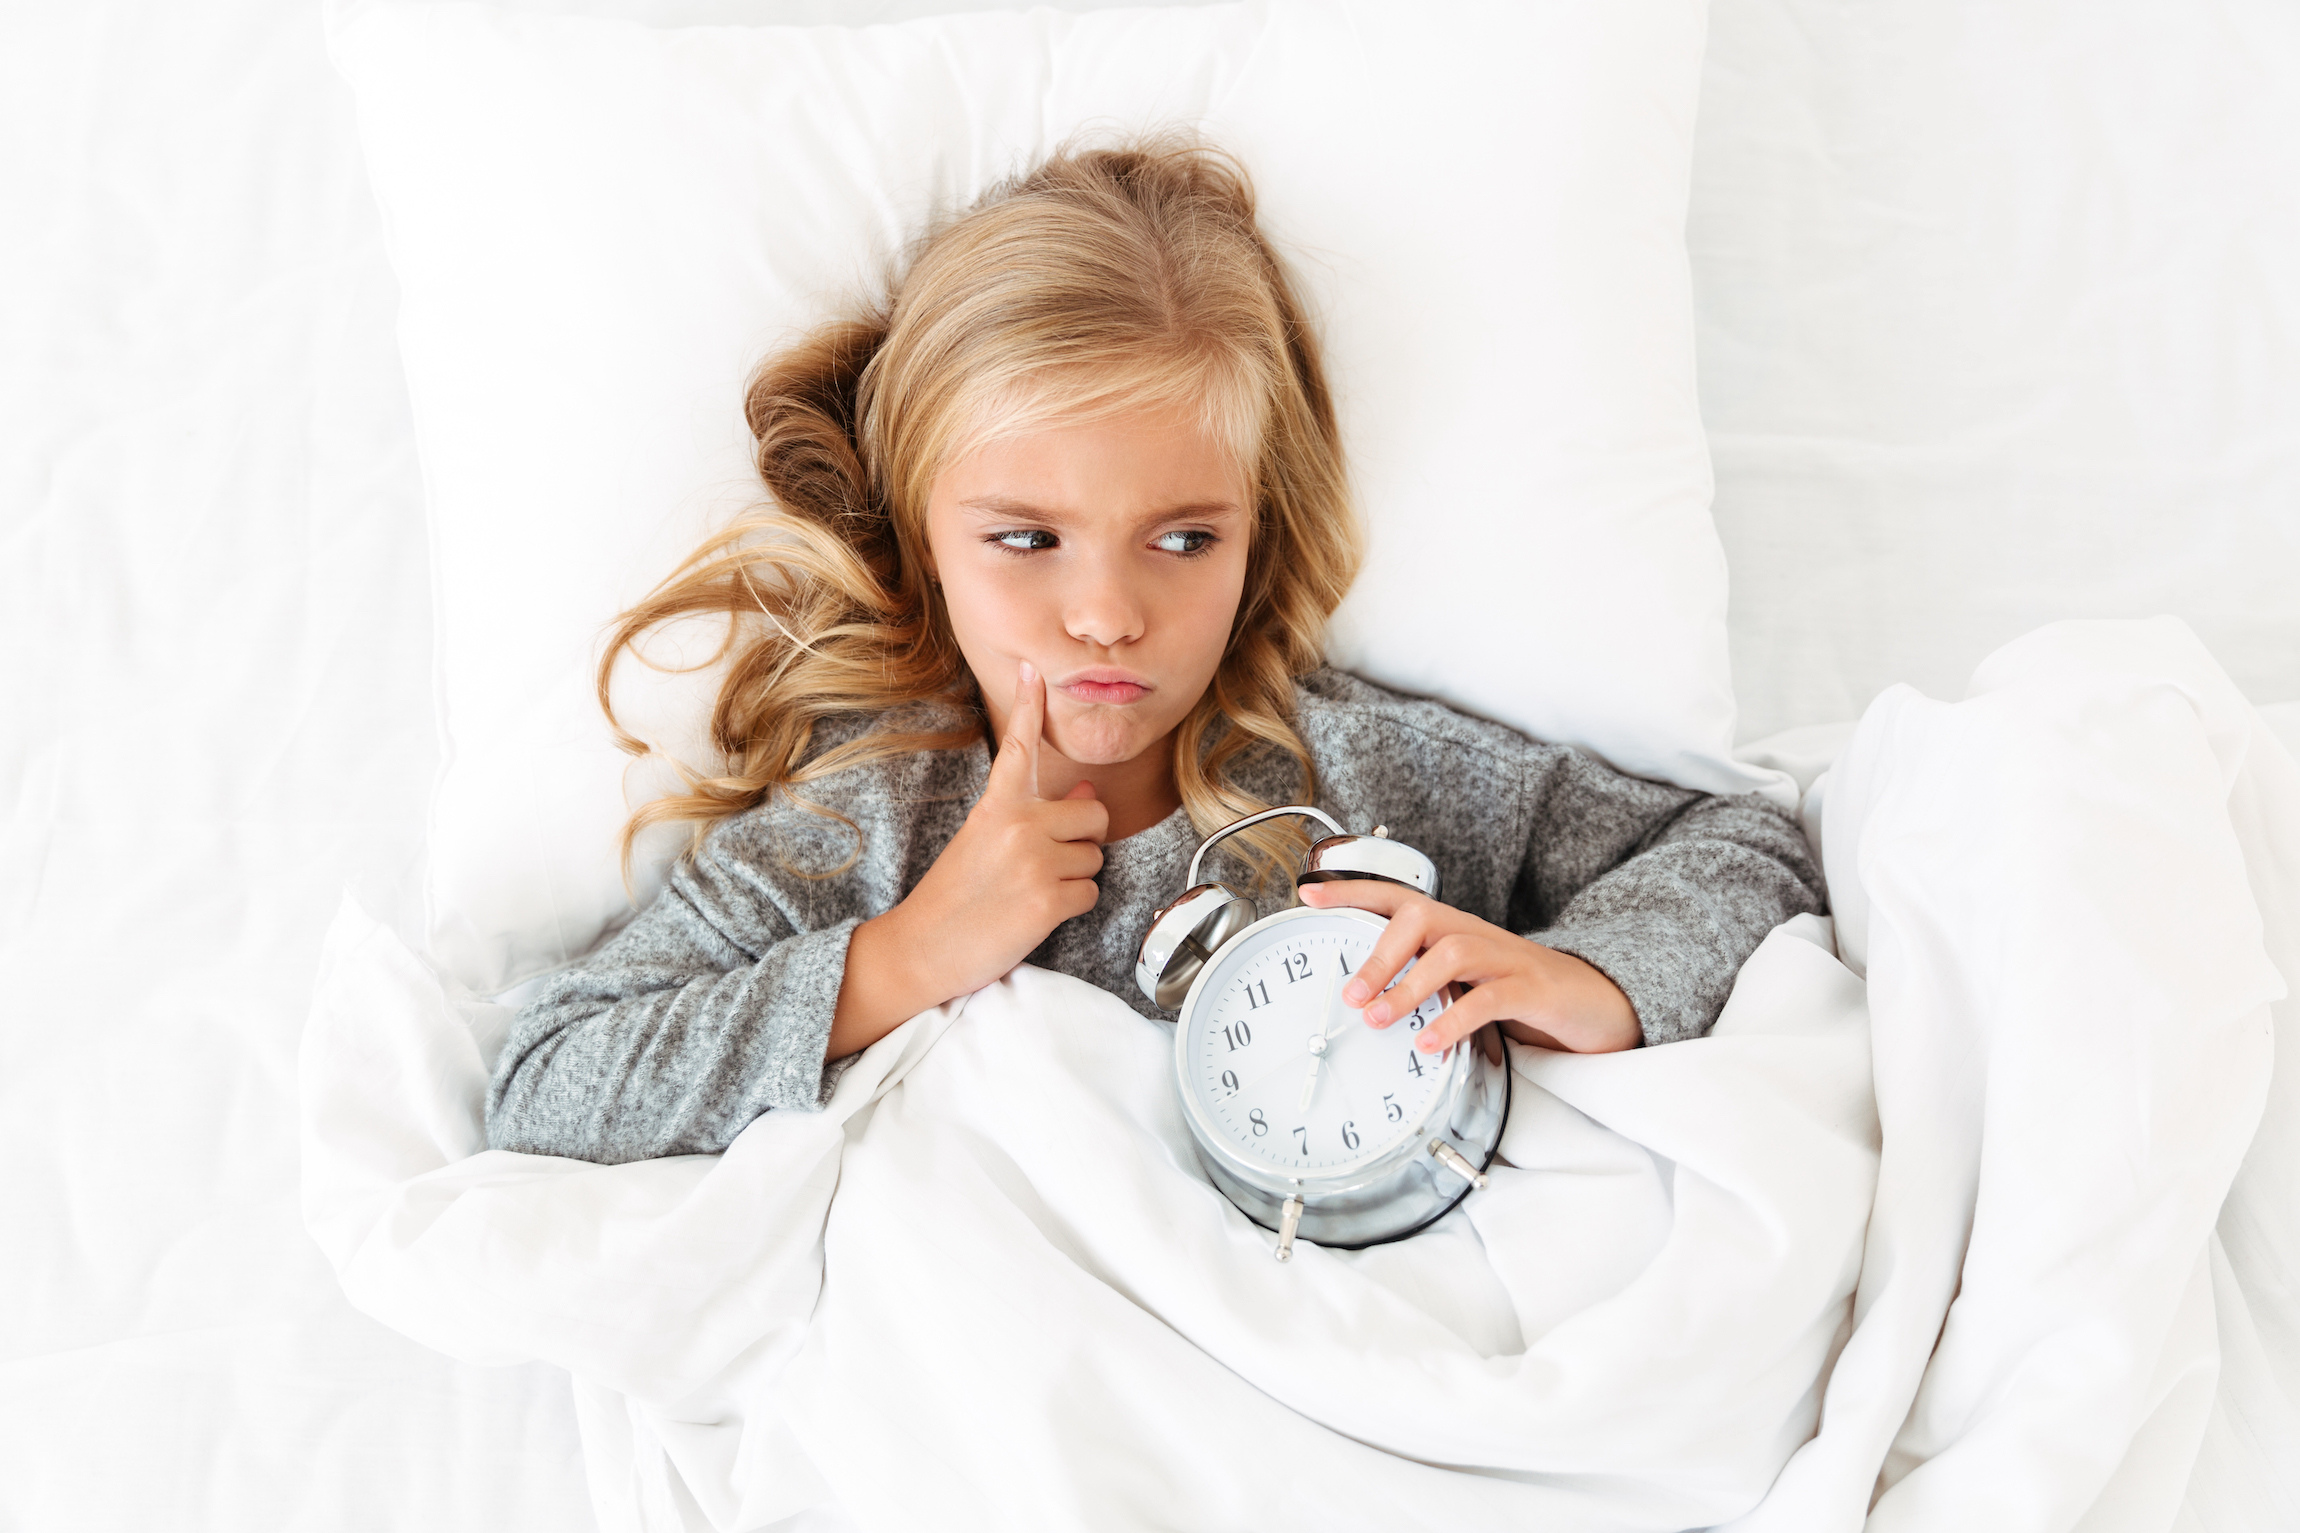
[1134,806,1512,1263]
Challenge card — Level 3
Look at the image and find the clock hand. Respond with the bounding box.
[1322,958,1358,1043]
[1298,957,1348,1112]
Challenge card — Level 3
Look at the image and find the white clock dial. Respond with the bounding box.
[1188,918,1450,1177]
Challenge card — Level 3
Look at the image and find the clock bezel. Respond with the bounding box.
[1171,904,1472,1203]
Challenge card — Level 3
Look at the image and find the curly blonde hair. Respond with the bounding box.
[602,133,1360,884]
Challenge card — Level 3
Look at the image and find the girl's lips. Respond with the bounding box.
[1060,679,1149,705]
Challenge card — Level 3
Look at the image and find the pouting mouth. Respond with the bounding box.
[1057,672,1153,704]
[1055,666,1154,690]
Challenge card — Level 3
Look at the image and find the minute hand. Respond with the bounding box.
[1297,958,1350,1111]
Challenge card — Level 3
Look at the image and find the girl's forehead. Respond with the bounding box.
[938,360,1266,480]
[933,407,1250,518]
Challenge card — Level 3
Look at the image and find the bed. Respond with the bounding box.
[5,1,2296,1529]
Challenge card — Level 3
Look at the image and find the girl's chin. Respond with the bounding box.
[1047,709,1163,767]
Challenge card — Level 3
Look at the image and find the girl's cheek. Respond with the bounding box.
[947,569,1048,649]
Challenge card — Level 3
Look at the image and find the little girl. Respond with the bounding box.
[486,138,1825,1166]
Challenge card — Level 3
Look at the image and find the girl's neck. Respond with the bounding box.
[1033,731,1183,843]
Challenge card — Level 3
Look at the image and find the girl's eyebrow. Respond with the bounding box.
[957,495,1063,520]
[1151,500,1246,523]
[957,495,1243,524]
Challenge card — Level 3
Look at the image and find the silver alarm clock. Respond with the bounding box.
[1136,807,1511,1261]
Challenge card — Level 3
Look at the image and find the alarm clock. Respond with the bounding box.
[1135,806,1511,1261]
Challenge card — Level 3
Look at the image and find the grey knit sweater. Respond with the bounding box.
[487,669,1826,1164]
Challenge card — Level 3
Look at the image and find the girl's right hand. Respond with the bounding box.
[827,662,1107,1057]
[900,661,1110,987]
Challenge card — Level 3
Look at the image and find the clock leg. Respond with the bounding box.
[1429,1138,1490,1191]
[1274,1193,1305,1262]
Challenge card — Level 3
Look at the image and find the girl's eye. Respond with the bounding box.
[1154,530,1216,556]
[991,529,1058,553]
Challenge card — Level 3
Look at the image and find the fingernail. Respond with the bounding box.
[1417,1034,1438,1053]
[1018,661,1036,684]
[1342,980,1368,1005]
[1364,1001,1388,1025]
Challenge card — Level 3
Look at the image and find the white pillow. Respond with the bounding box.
[333,0,1786,995]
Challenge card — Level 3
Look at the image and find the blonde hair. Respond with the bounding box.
[603,133,1361,884]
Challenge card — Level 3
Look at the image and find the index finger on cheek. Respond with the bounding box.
[988,661,1045,800]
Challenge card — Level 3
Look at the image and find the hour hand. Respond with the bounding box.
[1298,1034,1327,1111]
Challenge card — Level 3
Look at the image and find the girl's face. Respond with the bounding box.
[924,407,1252,770]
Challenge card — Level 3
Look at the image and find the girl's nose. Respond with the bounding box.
[1064,561,1147,649]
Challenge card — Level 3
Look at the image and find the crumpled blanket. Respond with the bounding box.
[301,618,2297,1533]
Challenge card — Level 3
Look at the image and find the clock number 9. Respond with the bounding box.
[1220,1070,1239,1094]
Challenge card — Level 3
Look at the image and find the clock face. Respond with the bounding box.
[1181,909,1454,1180]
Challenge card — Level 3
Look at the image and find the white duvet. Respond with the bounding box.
[300,620,2300,1532]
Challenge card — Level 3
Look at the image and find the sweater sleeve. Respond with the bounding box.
[1505,751,1827,1046]
[484,831,858,1165]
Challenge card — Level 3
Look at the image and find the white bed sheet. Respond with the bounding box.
[0,2,590,1527]
[5,0,2297,1529]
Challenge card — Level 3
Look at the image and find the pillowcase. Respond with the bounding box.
[333,0,1785,995]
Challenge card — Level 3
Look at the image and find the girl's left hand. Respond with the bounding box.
[1296,880,1641,1056]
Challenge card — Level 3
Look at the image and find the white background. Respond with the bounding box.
[4,0,2295,1527]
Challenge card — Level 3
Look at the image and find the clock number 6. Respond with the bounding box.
[1341,1121,1360,1151]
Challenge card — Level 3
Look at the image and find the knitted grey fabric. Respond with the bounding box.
[486,669,1826,1164]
